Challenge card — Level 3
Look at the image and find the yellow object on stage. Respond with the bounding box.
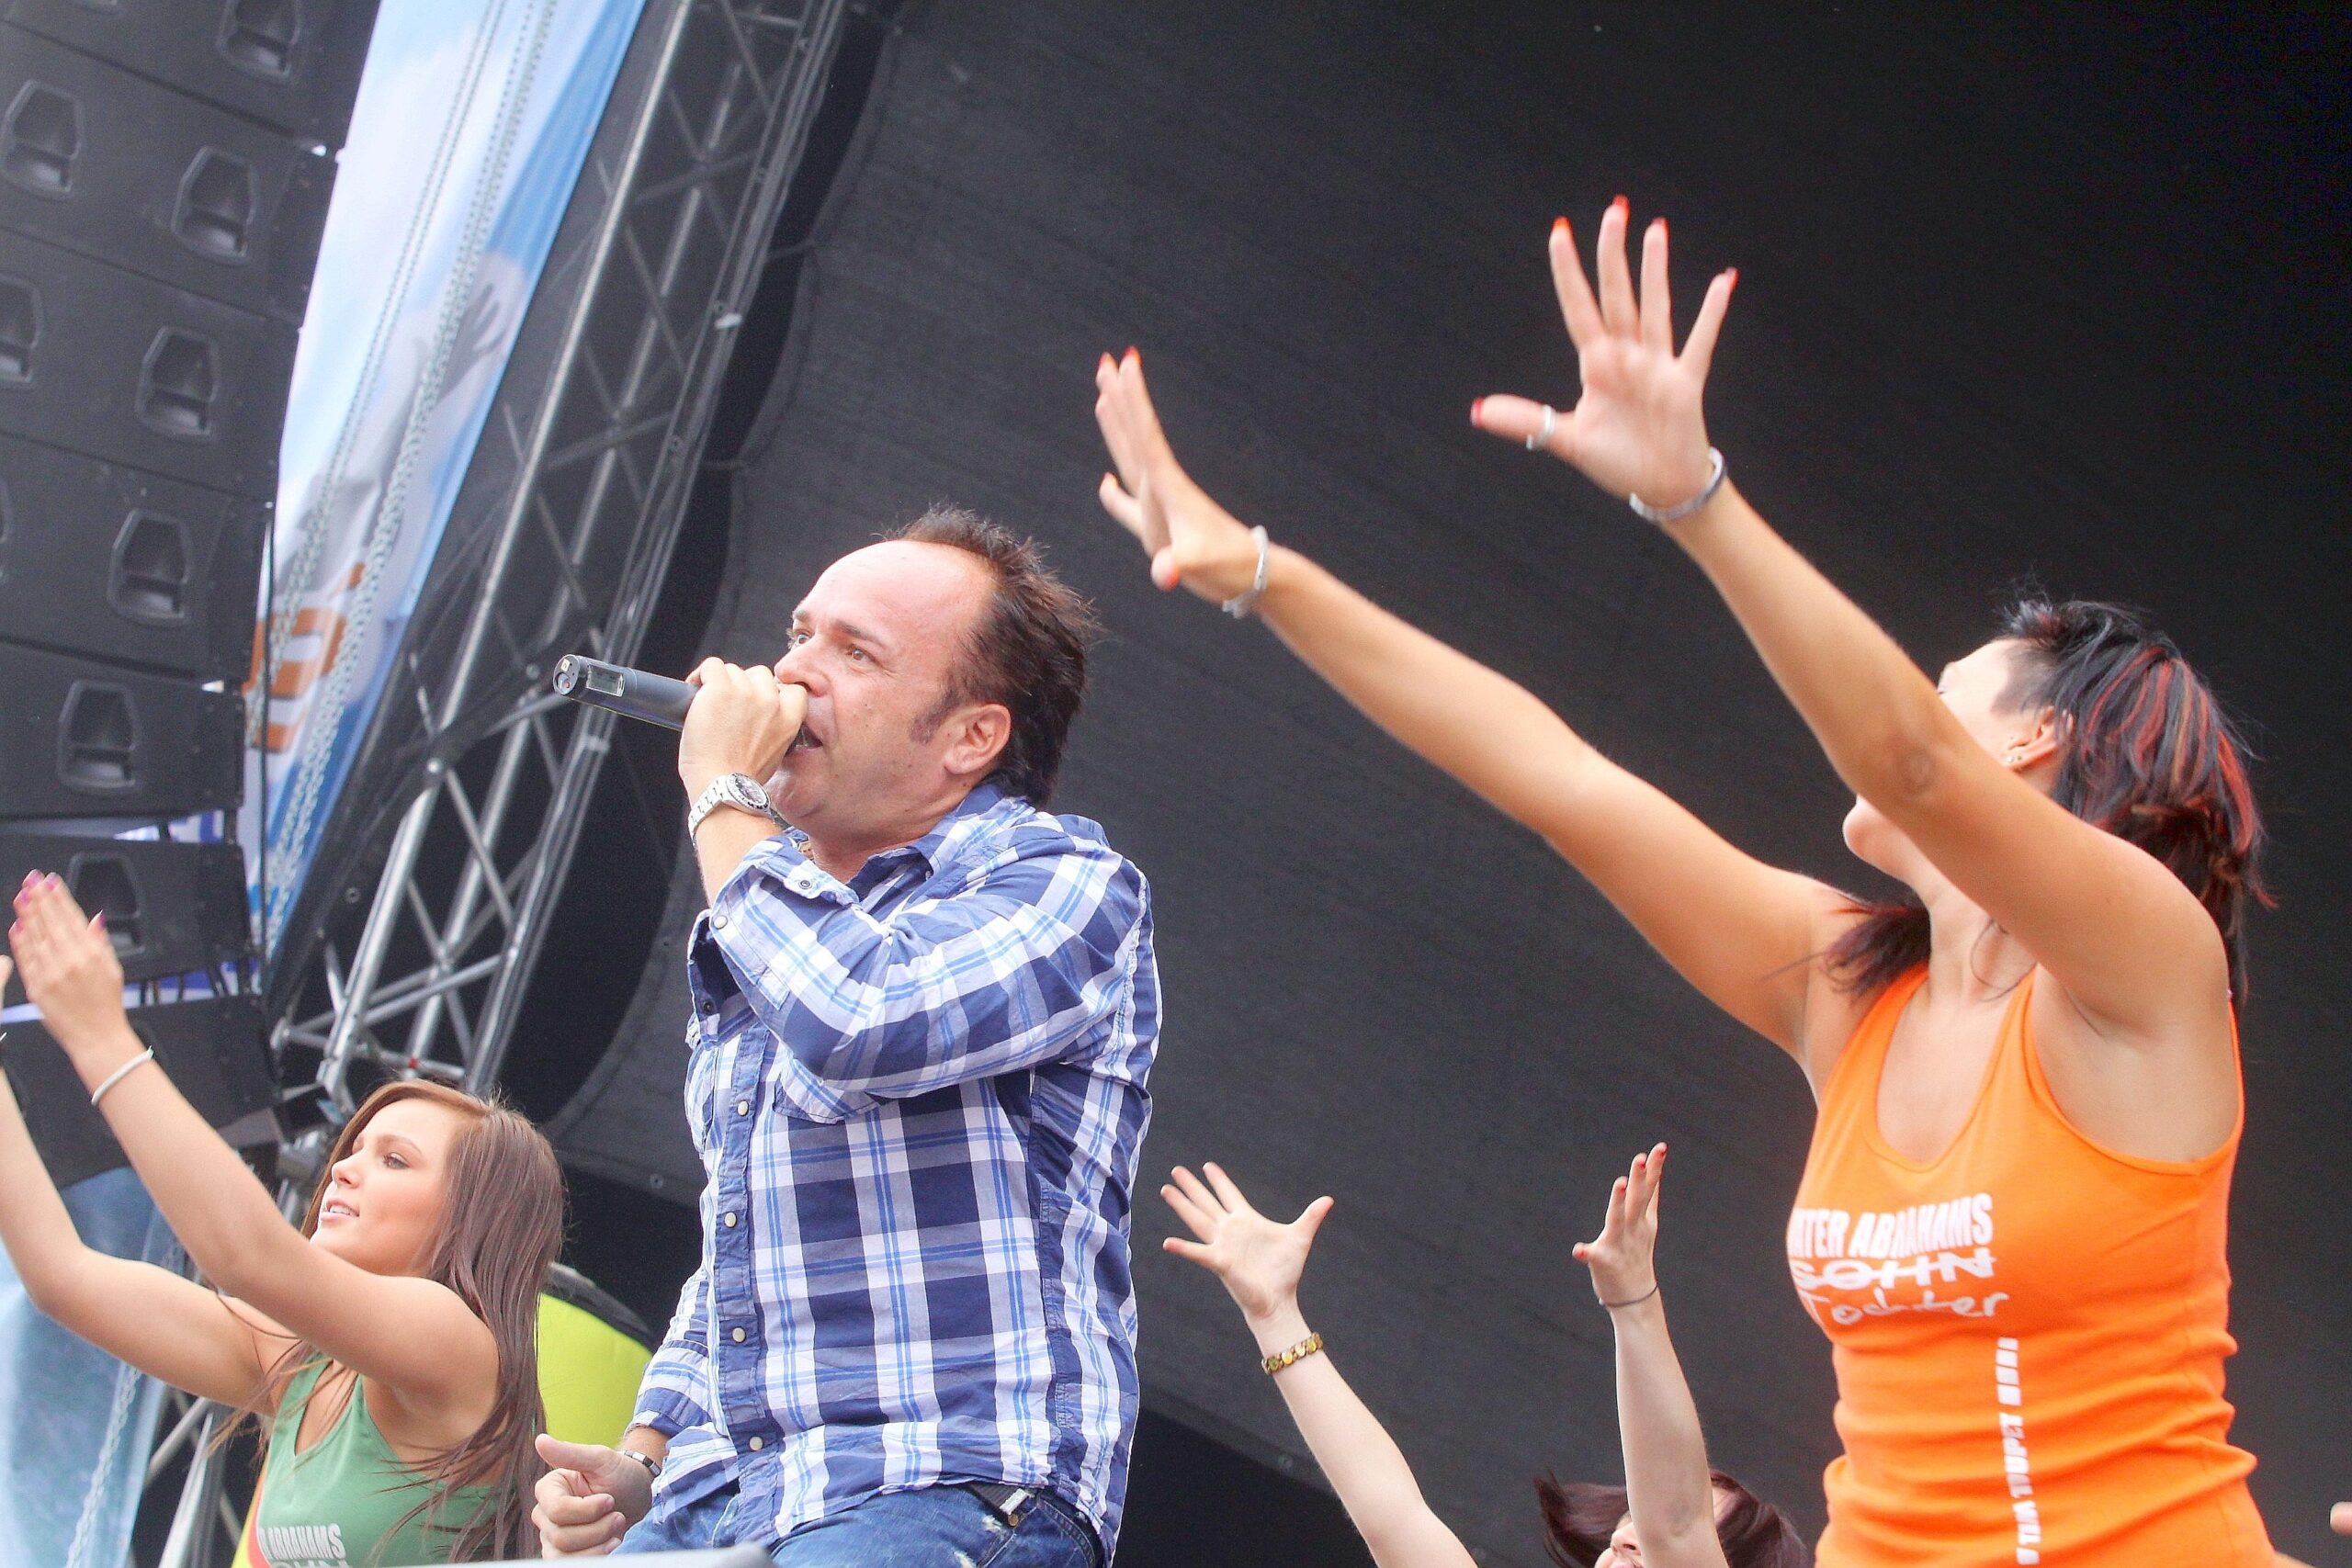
[537,1290,655,1448]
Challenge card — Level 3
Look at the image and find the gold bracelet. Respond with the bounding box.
[1261,1330,1324,1376]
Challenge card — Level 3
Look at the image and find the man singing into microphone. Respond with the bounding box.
[534,507,1157,1565]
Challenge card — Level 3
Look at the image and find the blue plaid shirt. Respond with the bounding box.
[629,784,1159,1553]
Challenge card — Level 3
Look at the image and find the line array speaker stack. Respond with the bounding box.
[0,0,380,1180]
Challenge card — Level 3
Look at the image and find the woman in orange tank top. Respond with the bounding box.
[1089,199,2269,1562]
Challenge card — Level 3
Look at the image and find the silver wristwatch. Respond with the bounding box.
[687,772,779,839]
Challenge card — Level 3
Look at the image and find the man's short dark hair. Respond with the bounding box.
[889,503,1100,807]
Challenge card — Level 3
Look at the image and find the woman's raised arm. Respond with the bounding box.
[0,957,285,1405]
[1470,203,2231,1063]
[1572,1145,1730,1568]
[1159,1162,1476,1568]
[8,876,497,1410]
[1094,354,1849,1061]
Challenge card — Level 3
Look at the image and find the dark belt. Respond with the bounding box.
[965,1481,1035,1524]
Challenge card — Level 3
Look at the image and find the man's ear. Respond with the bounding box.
[940,702,1013,783]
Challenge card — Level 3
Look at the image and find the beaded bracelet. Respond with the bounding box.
[1261,1330,1325,1376]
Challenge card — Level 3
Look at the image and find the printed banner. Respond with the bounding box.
[245,0,647,952]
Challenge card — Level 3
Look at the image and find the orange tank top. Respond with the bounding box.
[1787,966,2267,1565]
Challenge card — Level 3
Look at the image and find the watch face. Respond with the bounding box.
[728,775,770,810]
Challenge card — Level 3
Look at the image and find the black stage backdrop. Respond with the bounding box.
[529,4,2351,1559]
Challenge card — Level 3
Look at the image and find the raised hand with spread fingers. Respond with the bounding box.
[1160,1163,1474,1568]
[1159,1161,1333,1329]
[1471,200,1734,513]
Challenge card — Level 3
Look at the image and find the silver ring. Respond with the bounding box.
[1526,405,1556,452]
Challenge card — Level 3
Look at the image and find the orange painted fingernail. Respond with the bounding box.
[1612,194,1629,212]
[1552,216,1568,238]
[1726,267,1739,289]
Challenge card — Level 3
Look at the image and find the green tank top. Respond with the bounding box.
[244,1359,499,1568]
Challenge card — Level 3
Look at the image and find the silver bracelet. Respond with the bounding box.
[1220,526,1271,618]
[88,1048,155,1109]
[617,1448,662,1482]
[1627,448,1726,525]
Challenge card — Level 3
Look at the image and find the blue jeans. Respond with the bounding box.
[615,1482,1102,1567]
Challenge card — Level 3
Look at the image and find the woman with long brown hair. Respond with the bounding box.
[1091,198,2269,1562]
[0,872,563,1563]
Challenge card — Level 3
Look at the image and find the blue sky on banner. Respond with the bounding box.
[244,0,645,950]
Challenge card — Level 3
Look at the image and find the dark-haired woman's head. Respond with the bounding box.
[1537,1471,1810,1568]
[1835,599,2263,998]
[296,1079,566,1559]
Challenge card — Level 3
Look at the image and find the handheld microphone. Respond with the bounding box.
[551,655,696,729]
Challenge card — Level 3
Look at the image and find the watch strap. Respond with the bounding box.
[687,773,778,839]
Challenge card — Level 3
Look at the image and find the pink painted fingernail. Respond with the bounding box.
[1470,398,1485,424]
[1726,267,1739,290]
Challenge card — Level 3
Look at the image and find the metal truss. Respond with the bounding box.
[140,1,851,1562]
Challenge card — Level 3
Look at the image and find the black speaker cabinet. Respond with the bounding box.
[0,642,243,819]
[3,994,276,1188]
[0,831,250,987]
[0,23,336,324]
[3,0,381,150]
[0,431,265,681]
[0,226,294,501]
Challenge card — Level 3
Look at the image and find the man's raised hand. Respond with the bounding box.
[677,658,806,802]
[1092,351,1266,604]
[1472,201,1734,513]
[531,1434,652,1557]
[1159,1162,1334,1327]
